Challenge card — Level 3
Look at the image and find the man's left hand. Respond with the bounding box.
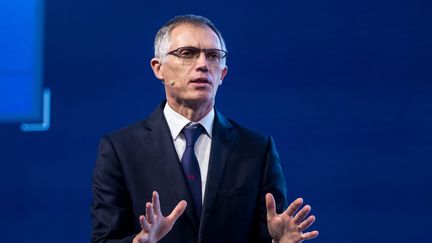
[266,193,319,243]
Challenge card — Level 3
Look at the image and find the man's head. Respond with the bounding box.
[150,15,228,117]
[153,15,227,63]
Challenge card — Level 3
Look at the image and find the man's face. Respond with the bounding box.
[151,24,228,109]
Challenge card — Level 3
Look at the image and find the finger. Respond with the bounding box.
[167,200,187,222]
[301,230,319,240]
[265,193,277,220]
[146,202,155,224]
[139,215,151,232]
[285,198,303,217]
[152,191,162,216]
[293,204,311,224]
[298,215,316,231]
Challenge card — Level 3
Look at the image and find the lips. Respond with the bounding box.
[190,77,211,84]
[189,77,211,87]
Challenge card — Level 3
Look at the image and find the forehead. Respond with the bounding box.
[169,24,221,49]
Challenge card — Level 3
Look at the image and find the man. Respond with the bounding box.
[92,15,318,243]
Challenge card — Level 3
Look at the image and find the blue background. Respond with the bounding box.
[0,0,43,122]
[0,0,431,242]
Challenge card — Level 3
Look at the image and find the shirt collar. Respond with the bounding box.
[163,103,214,140]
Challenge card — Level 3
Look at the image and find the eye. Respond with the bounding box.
[177,48,198,58]
[206,50,222,60]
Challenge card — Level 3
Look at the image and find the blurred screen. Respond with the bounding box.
[0,0,43,122]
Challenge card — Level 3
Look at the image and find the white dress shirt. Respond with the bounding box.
[163,103,214,202]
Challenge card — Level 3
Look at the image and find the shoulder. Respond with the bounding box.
[229,119,269,141]
[104,103,166,143]
[107,120,147,138]
[217,111,273,149]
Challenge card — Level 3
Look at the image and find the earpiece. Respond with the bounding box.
[162,80,175,86]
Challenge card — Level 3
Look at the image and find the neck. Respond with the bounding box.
[167,99,213,122]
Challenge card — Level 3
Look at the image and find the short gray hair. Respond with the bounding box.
[154,14,227,62]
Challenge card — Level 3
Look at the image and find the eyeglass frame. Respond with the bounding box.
[165,46,228,65]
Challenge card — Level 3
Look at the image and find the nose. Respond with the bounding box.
[195,52,209,72]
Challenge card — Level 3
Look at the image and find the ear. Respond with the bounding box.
[150,58,164,80]
[219,65,228,85]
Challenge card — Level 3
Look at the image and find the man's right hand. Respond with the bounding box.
[133,191,187,243]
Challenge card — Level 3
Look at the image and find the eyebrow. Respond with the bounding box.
[174,46,221,50]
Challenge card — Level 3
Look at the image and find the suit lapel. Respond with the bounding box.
[144,103,200,230]
[198,111,235,242]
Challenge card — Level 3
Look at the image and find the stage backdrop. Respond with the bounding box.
[0,0,431,242]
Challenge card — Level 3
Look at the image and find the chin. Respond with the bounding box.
[185,94,214,106]
[191,89,213,99]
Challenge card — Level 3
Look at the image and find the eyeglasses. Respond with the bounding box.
[166,46,228,65]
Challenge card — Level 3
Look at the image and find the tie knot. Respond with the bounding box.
[182,123,204,148]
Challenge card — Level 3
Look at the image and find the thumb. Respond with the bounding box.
[167,200,187,222]
[266,193,277,220]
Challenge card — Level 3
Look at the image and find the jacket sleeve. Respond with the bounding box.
[254,136,288,243]
[91,136,138,243]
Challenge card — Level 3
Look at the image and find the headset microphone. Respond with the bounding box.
[162,80,175,86]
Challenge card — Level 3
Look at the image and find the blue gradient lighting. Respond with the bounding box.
[0,0,44,122]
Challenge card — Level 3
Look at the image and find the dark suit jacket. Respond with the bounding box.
[92,102,287,243]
